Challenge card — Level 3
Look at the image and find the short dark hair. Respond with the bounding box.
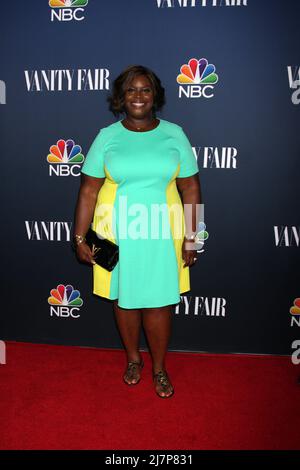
[107,65,166,118]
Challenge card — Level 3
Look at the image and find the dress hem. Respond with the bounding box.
[92,290,185,309]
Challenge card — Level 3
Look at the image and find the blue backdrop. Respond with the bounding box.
[1,0,299,355]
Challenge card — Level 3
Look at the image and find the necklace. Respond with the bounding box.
[123,117,157,132]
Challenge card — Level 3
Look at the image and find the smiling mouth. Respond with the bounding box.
[131,102,145,108]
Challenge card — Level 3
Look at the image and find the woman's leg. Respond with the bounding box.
[113,300,143,384]
[141,304,174,397]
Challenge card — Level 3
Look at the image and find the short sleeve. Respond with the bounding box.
[177,126,199,178]
[81,130,106,178]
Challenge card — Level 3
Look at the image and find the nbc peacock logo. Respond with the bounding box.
[48,284,83,319]
[47,139,84,177]
[177,57,218,99]
[289,298,300,327]
[50,0,88,6]
[49,0,89,22]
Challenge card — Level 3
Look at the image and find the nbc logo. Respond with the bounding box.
[49,0,89,22]
[48,284,83,318]
[290,298,300,327]
[177,57,218,99]
[47,139,84,176]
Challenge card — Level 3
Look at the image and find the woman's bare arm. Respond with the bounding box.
[74,173,105,237]
[73,174,105,264]
[176,173,202,267]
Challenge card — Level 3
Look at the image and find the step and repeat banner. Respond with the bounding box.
[0,0,299,356]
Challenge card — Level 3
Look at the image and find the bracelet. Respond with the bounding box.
[184,233,197,241]
[73,234,86,245]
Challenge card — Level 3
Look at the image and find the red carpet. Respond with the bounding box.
[0,341,299,450]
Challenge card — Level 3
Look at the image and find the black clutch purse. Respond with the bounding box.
[85,227,119,272]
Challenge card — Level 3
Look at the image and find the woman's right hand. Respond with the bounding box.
[75,241,96,265]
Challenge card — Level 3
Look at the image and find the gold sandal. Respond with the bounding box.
[123,358,144,385]
[153,370,174,398]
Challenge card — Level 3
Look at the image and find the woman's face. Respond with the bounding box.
[123,75,154,119]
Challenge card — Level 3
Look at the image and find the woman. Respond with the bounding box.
[73,65,201,398]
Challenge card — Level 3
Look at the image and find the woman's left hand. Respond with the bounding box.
[182,239,198,267]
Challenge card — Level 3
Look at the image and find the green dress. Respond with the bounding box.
[81,118,199,309]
